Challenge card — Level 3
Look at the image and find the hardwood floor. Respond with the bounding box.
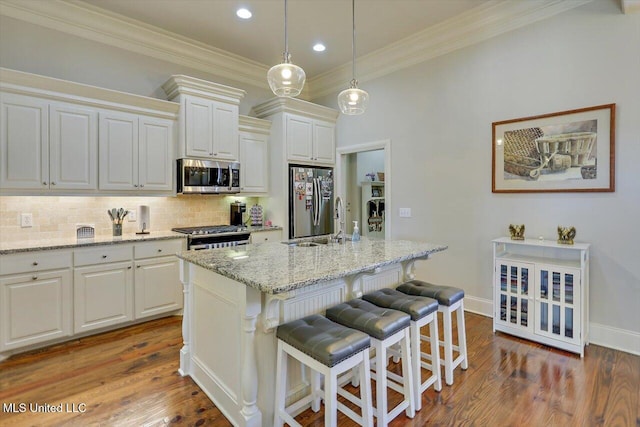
[1,313,638,427]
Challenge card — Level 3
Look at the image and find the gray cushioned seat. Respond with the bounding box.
[276,314,370,368]
[325,299,410,341]
[396,280,464,306]
[362,288,438,321]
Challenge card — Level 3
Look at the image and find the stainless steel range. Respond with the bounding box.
[172,225,250,250]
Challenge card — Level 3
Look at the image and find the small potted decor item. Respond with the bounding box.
[557,226,576,245]
[365,172,376,181]
[509,224,525,240]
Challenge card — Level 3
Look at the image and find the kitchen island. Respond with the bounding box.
[176,238,447,427]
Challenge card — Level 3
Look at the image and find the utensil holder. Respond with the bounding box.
[112,223,122,237]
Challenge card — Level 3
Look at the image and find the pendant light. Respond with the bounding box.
[337,0,369,115]
[267,0,306,97]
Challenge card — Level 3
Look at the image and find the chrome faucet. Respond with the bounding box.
[334,196,345,243]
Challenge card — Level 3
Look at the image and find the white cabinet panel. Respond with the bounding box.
[99,111,138,190]
[313,120,336,164]
[249,229,282,244]
[0,269,72,351]
[0,93,49,189]
[74,261,134,333]
[139,117,174,191]
[185,97,213,158]
[286,115,313,162]
[49,103,98,190]
[212,103,238,160]
[134,256,182,319]
[239,132,268,193]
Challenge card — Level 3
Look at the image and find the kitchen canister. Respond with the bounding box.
[250,204,263,226]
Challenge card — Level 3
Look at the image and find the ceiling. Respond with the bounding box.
[80,0,490,79]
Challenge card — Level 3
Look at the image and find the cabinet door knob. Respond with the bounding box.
[32,261,38,266]
[137,265,141,268]
[134,184,139,188]
[51,182,56,185]
[157,249,162,252]
[42,181,47,185]
[128,266,132,269]
[32,275,38,280]
[102,255,108,259]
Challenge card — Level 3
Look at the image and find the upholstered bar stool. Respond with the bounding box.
[362,288,441,411]
[326,299,415,427]
[396,280,468,386]
[274,314,374,427]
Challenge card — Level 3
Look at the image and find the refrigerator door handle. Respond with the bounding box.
[313,178,321,226]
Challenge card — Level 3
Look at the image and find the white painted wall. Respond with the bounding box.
[321,0,640,346]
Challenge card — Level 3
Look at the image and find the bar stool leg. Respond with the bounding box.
[374,340,389,427]
[400,329,416,418]
[359,355,374,427]
[325,373,338,426]
[458,300,469,370]
[429,315,443,392]
[274,340,288,427]
[311,370,321,412]
[442,307,455,386]
[410,322,422,411]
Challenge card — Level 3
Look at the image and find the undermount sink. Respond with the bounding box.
[282,238,330,247]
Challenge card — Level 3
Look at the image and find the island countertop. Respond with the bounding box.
[177,237,447,294]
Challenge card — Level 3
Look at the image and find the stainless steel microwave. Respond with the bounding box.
[177,158,240,194]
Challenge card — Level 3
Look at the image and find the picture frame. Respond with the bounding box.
[492,104,615,193]
[372,188,381,197]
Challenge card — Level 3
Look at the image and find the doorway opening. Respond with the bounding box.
[336,140,391,240]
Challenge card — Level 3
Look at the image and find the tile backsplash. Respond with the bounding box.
[0,195,256,242]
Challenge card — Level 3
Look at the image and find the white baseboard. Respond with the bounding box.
[464,296,640,356]
[590,322,640,356]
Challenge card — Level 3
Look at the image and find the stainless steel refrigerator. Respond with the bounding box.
[289,165,334,239]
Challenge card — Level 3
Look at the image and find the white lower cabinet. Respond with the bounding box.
[74,261,134,333]
[0,269,72,351]
[134,240,183,319]
[492,238,589,357]
[0,238,184,356]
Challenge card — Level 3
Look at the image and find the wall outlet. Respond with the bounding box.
[128,209,136,222]
[399,208,412,218]
[21,213,33,227]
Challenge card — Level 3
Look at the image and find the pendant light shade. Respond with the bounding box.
[339,0,368,115]
[268,0,305,97]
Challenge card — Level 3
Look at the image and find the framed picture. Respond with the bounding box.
[492,104,615,193]
[372,188,381,197]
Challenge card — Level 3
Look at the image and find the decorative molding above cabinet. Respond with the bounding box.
[162,75,246,161]
[0,68,179,196]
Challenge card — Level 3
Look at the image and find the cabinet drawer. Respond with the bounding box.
[0,250,72,275]
[74,245,133,266]
[134,239,183,259]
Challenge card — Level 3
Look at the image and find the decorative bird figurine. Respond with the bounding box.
[509,224,525,240]
[557,226,576,245]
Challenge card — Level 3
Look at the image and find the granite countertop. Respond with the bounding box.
[177,237,448,294]
[0,231,186,254]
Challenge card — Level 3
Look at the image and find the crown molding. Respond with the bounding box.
[239,115,272,134]
[307,0,594,100]
[0,0,270,90]
[162,75,246,104]
[251,97,339,122]
[0,67,179,118]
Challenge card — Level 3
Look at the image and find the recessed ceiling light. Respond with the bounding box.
[236,8,252,19]
[313,43,326,52]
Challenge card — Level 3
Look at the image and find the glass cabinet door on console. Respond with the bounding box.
[494,260,533,334]
[535,265,581,346]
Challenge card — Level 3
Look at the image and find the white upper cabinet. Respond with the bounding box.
[0,68,178,195]
[285,115,336,165]
[163,75,245,161]
[50,103,98,190]
[0,93,49,189]
[99,112,174,192]
[0,94,98,190]
[239,115,271,194]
